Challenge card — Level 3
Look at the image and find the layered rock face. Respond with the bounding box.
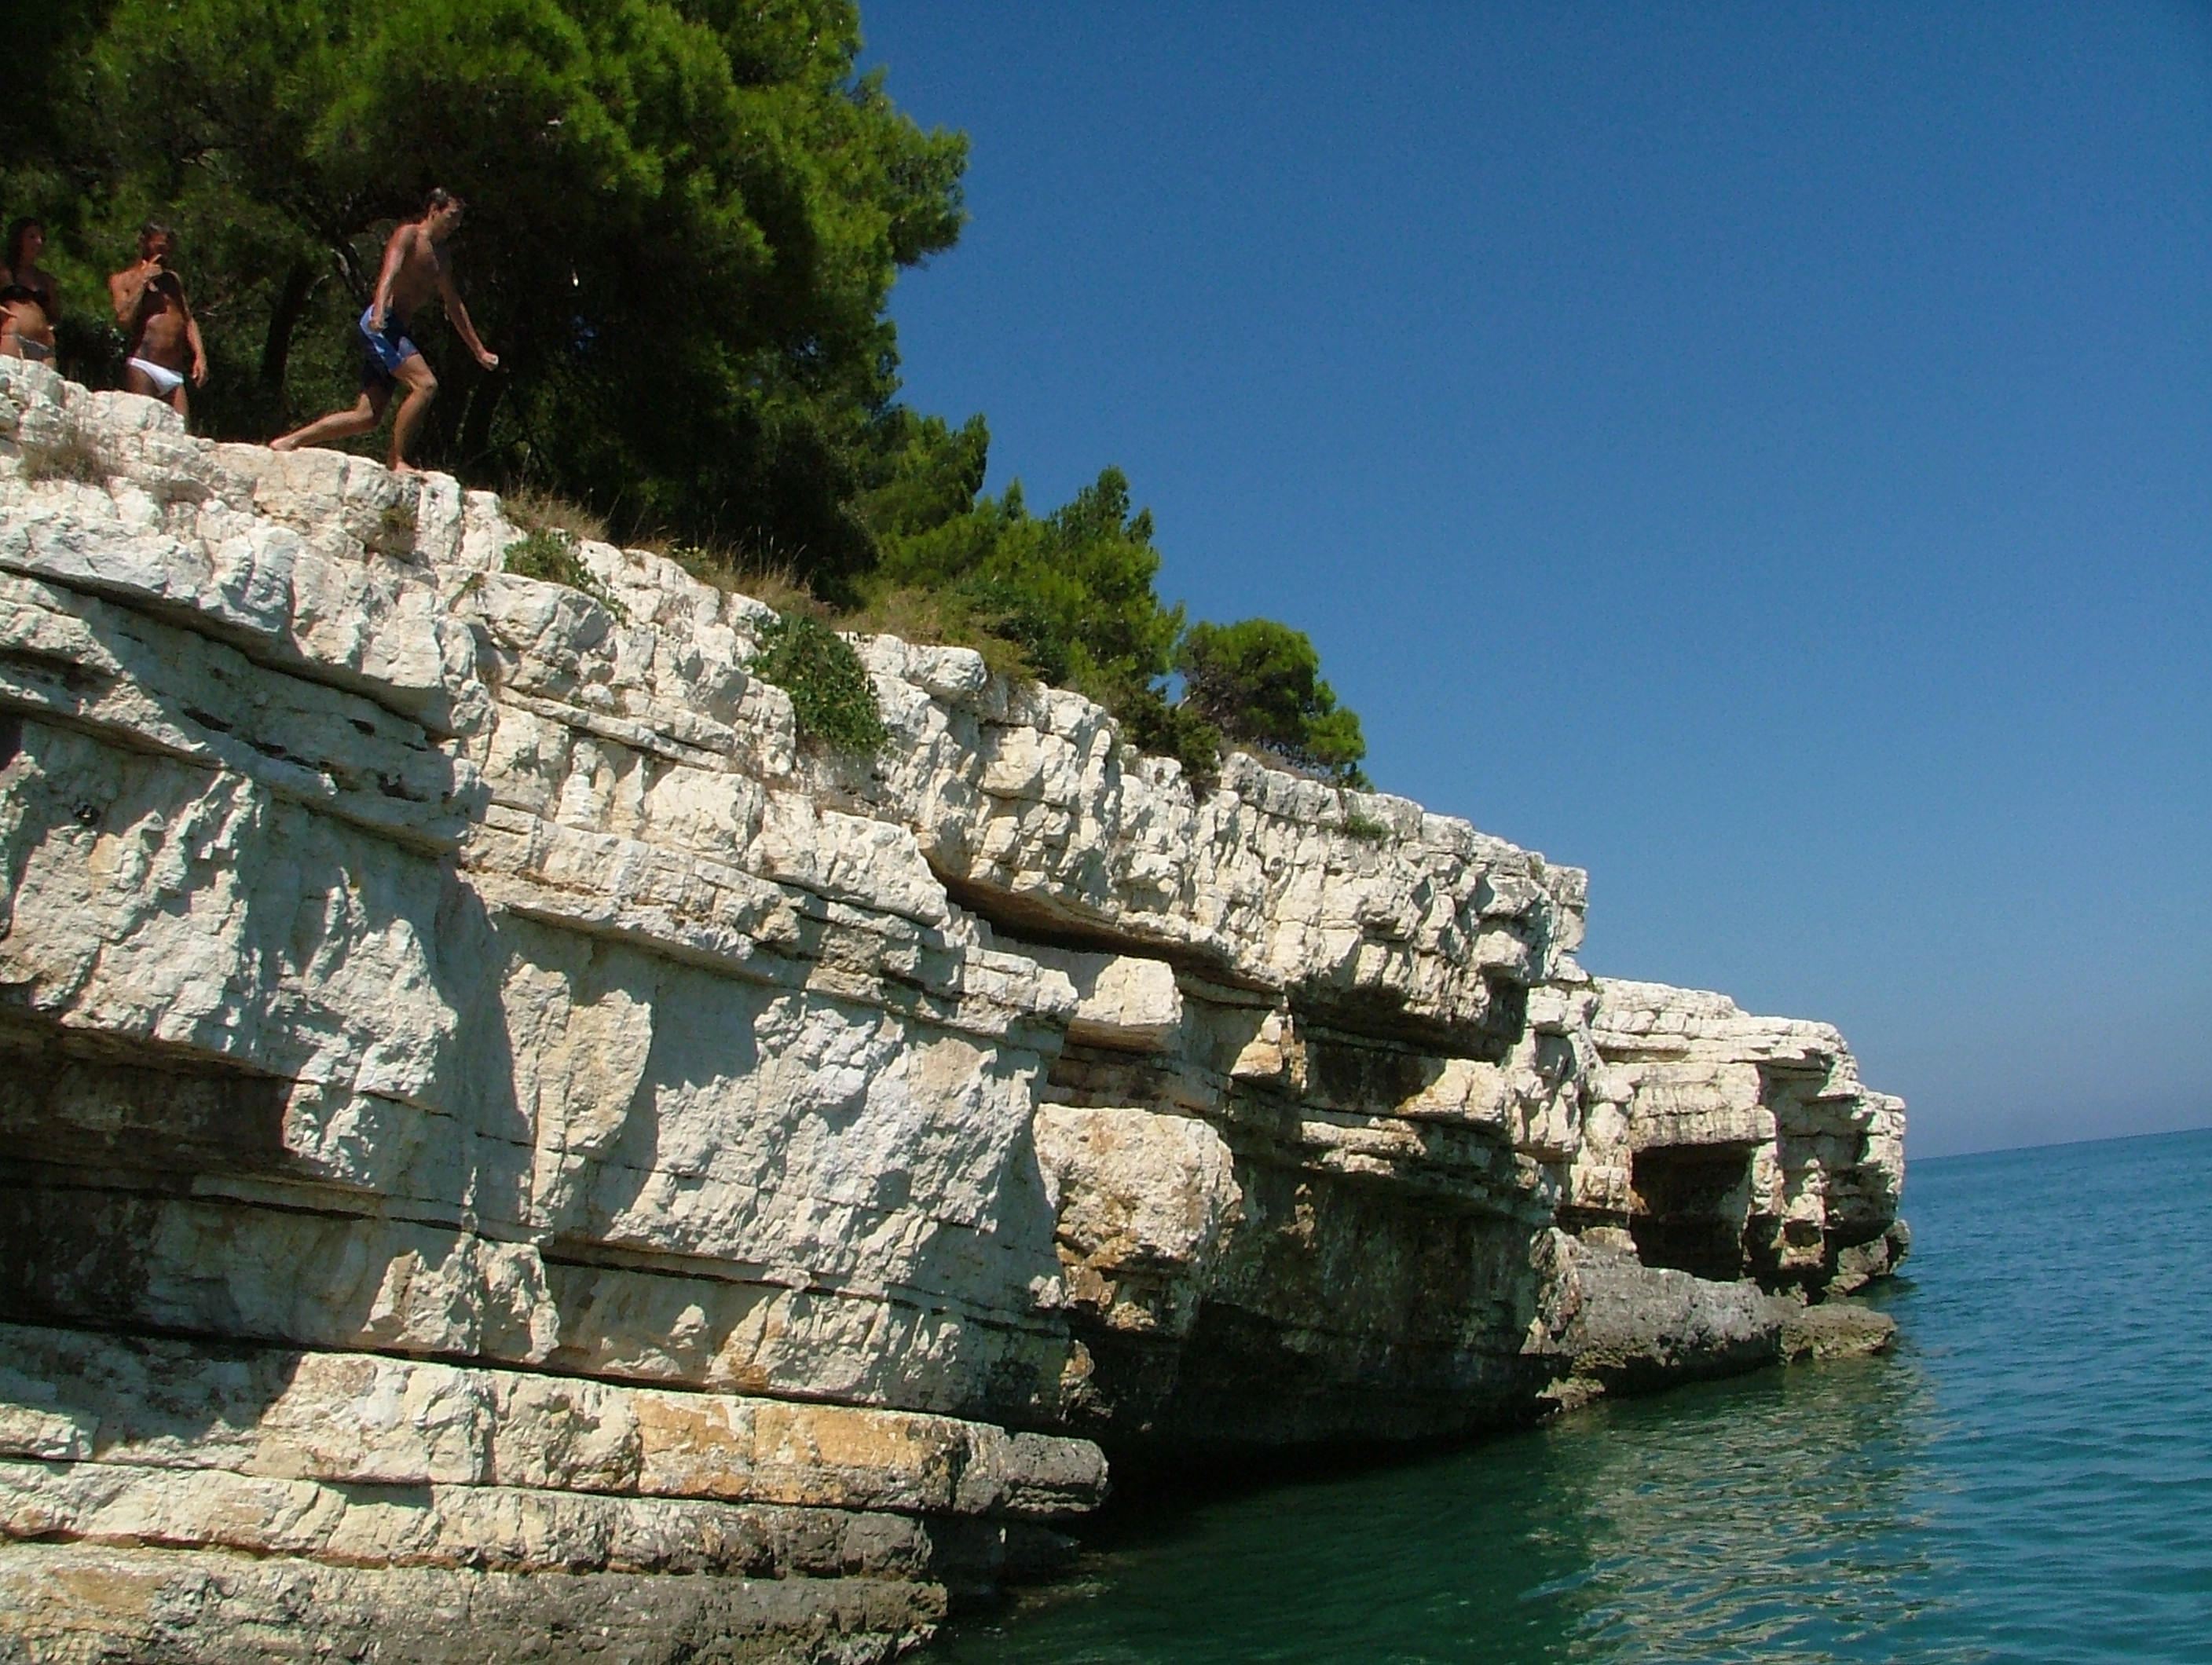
[0,363,1904,1662]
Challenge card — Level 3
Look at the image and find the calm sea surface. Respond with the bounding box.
[924,1128,2212,1664]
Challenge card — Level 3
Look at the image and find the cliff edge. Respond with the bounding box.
[0,363,1906,1663]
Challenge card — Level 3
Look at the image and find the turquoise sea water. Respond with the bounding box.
[925,1127,2212,1664]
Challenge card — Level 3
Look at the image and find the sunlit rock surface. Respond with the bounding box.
[0,362,1903,1662]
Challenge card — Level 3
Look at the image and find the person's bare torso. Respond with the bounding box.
[130,278,192,370]
[2,262,56,357]
[9,265,58,321]
[380,225,448,324]
[2,298,53,354]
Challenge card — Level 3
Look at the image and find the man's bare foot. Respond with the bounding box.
[390,460,419,477]
[269,434,298,452]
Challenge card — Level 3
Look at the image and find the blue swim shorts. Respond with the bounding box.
[358,307,421,391]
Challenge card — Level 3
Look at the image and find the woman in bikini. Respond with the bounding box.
[0,218,60,364]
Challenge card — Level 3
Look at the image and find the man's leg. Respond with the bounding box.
[386,355,439,474]
[123,363,163,401]
[272,387,388,452]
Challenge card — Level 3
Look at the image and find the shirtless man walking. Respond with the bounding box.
[273,188,497,474]
[108,223,208,415]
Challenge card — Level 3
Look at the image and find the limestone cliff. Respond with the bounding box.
[0,362,1905,1663]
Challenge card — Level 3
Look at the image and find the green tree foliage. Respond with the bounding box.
[1177,618,1370,786]
[3,0,1368,791]
[851,410,1240,781]
[869,461,1181,699]
[850,408,1369,787]
[9,0,965,586]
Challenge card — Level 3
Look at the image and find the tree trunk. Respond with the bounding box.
[257,262,317,426]
[458,369,504,472]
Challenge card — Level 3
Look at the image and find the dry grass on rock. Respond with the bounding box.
[660,541,829,620]
[840,586,1036,686]
[19,422,107,486]
[501,485,608,547]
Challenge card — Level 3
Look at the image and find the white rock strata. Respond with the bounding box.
[0,361,1904,1661]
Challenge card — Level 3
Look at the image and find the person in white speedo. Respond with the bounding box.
[108,222,208,416]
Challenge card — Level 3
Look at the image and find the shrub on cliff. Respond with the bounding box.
[1111,683,1226,790]
[748,613,889,757]
[866,453,1181,696]
[502,528,628,622]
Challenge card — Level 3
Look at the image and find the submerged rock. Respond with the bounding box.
[0,361,1906,1660]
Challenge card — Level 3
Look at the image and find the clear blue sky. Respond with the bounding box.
[858,2,2211,1158]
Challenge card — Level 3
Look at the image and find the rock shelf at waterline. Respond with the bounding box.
[0,360,1905,1664]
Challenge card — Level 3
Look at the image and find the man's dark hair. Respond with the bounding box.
[137,221,174,254]
[5,218,42,270]
[423,188,467,217]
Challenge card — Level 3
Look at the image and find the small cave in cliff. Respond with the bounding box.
[1628,1144,1754,1282]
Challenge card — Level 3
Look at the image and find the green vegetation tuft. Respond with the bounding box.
[372,501,417,557]
[1111,684,1223,791]
[504,529,629,624]
[748,613,889,757]
[852,415,1364,788]
[1340,809,1393,842]
[839,584,1037,686]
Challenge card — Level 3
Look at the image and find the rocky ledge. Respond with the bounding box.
[0,362,1906,1662]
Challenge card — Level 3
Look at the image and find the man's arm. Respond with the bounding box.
[108,265,154,333]
[438,265,499,370]
[184,294,210,386]
[367,225,413,332]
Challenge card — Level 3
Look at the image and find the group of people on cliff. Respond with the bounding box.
[1,188,496,474]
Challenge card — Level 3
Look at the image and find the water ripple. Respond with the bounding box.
[925,1128,2212,1664]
